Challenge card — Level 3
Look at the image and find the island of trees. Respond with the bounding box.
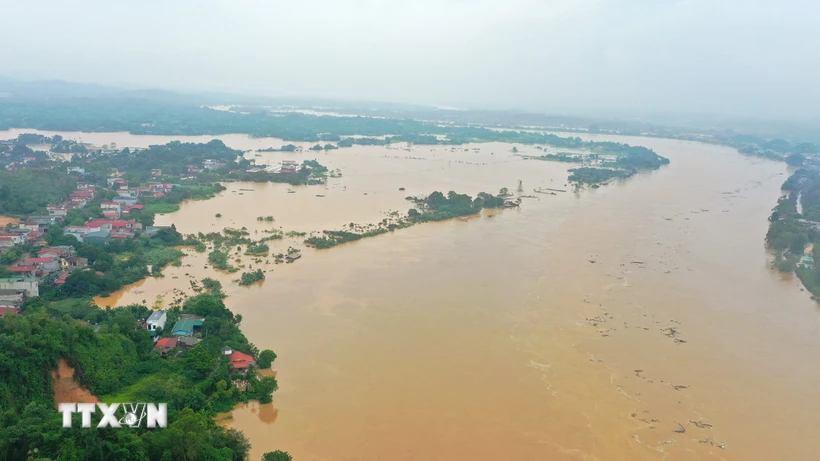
[304,190,510,249]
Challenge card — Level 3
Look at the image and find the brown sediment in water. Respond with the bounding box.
[82,130,820,461]
[52,358,99,406]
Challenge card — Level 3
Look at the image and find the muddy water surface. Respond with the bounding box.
[38,128,820,461]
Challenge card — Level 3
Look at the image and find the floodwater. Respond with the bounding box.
[16,127,820,460]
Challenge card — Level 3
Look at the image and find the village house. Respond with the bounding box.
[229,351,256,374]
[177,336,202,350]
[27,216,56,230]
[146,310,167,333]
[4,266,38,278]
[0,236,18,248]
[46,205,68,218]
[154,337,178,356]
[101,205,122,218]
[113,196,139,207]
[121,204,144,216]
[280,160,299,174]
[151,169,162,177]
[0,277,39,297]
[0,232,25,245]
[63,256,89,271]
[107,177,128,188]
[171,314,205,336]
[0,289,25,306]
[68,167,86,174]
[84,231,111,246]
[24,257,60,273]
[18,222,40,232]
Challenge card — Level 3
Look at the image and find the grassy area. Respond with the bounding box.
[144,203,180,214]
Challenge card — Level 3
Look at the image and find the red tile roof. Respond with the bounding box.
[0,307,20,317]
[25,257,55,263]
[54,274,69,285]
[155,337,178,349]
[229,351,256,369]
[7,266,36,272]
[39,248,64,255]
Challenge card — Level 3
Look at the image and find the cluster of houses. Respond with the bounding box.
[246,160,300,174]
[146,310,257,373]
[106,177,174,198]
[0,271,41,316]
[1,176,174,288]
[4,245,88,283]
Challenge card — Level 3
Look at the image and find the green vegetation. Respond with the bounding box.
[257,350,277,368]
[527,153,584,163]
[238,269,265,286]
[766,169,820,296]
[0,169,77,216]
[305,190,506,249]
[0,292,280,461]
[245,242,270,255]
[262,451,293,461]
[36,226,193,300]
[568,167,633,184]
[208,250,232,271]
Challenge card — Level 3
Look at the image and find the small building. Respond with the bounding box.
[6,266,37,277]
[229,351,256,373]
[799,255,815,270]
[54,273,70,285]
[0,277,39,296]
[0,289,25,305]
[84,231,111,246]
[24,257,59,273]
[151,169,162,177]
[154,337,178,356]
[47,205,68,217]
[67,167,86,174]
[114,196,139,207]
[221,346,234,356]
[178,336,202,350]
[171,315,205,336]
[146,310,167,336]
[64,256,88,271]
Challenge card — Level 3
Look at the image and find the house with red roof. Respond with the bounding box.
[53,274,70,285]
[24,257,59,273]
[229,351,256,373]
[6,266,38,277]
[154,337,178,356]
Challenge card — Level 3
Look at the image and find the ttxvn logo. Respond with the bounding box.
[58,403,167,429]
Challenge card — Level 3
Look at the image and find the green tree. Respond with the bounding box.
[185,344,216,380]
[262,451,293,461]
[258,350,277,368]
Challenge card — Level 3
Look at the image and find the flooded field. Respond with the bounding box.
[8,127,820,460]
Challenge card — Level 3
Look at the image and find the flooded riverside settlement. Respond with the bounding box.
[4,128,820,460]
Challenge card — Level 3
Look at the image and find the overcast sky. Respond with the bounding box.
[0,0,817,119]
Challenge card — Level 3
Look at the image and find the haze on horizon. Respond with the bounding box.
[0,0,817,120]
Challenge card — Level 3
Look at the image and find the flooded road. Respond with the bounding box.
[10,127,820,460]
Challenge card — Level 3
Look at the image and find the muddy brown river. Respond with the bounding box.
[6,128,820,460]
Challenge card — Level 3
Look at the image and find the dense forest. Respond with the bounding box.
[0,169,78,215]
[0,292,281,461]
